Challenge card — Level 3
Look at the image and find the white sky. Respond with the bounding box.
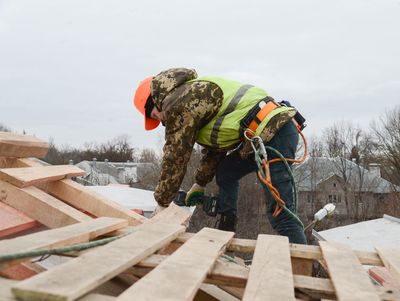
[1,0,399,150]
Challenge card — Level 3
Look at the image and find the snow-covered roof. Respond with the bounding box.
[75,161,155,185]
[293,157,398,193]
[87,185,157,212]
[313,214,400,252]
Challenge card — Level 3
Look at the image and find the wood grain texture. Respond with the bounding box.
[2,158,147,226]
[0,132,48,158]
[319,241,380,301]
[0,217,128,268]
[376,247,400,285]
[0,180,91,228]
[12,221,185,301]
[116,228,234,301]
[0,165,85,188]
[243,234,295,301]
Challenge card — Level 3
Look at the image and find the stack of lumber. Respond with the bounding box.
[0,131,400,301]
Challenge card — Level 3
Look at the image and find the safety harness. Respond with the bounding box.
[241,98,308,226]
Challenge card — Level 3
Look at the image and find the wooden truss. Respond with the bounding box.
[0,131,399,301]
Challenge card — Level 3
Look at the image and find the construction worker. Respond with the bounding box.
[133,68,307,244]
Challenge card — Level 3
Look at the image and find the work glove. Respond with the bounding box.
[185,183,205,206]
[150,204,167,218]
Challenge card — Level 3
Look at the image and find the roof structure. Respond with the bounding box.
[314,214,400,252]
[1,131,400,301]
[76,160,155,186]
[293,156,398,193]
[87,185,157,215]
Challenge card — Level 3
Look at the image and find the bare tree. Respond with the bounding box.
[323,122,376,219]
[0,123,11,132]
[371,106,400,187]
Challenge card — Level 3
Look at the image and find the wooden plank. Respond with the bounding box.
[126,249,400,300]
[147,202,192,226]
[43,179,147,226]
[0,278,18,301]
[376,247,400,284]
[2,158,147,226]
[0,180,91,228]
[197,284,240,301]
[369,266,400,289]
[0,165,85,188]
[0,202,39,238]
[0,132,48,158]
[12,221,185,301]
[243,234,295,301]
[319,241,380,301]
[0,262,39,280]
[0,217,128,268]
[0,278,116,301]
[174,233,383,266]
[116,228,234,301]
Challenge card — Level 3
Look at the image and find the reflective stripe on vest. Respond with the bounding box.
[193,76,268,149]
[210,84,253,147]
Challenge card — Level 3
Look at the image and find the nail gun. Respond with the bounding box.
[173,190,219,217]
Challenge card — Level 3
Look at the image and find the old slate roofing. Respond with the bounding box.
[293,157,399,193]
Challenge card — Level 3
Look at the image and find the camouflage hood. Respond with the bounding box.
[150,68,198,111]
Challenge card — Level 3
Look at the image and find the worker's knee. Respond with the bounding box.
[268,211,307,244]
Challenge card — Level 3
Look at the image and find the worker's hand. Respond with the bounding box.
[185,183,205,206]
[150,204,167,218]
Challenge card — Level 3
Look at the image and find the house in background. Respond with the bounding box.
[74,159,155,186]
[293,157,399,220]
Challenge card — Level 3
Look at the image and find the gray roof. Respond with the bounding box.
[75,161,155,186]
[314,214,400,252]
[293,157,399,193]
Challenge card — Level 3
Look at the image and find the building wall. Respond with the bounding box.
[299,175,389,220]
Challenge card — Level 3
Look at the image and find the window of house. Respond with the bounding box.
[307,195,311,203]
[333,183,336,187]
[328,195,332,201]
[333,195,337,201]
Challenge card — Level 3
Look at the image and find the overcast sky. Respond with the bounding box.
[1,0,399,151]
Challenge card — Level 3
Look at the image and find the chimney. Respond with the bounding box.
[369,163,381,178]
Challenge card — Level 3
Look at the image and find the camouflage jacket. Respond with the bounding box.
[150,68,295,206]
[151,68,226,206]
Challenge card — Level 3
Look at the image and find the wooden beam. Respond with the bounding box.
[174,233,383,266]
[0,166,85,188]
[0,132,48,158]
[197,284,240,301]
[3,158,147,226]
[0,180,91,228]
[12,221,185,301]
[243,234,295,301]
[376,247,400,285]
[127,251,398,300]
[0,278,116,301]
[0,217,128,268]
[116,228,234,301]
[147,202,192,226]
[0,202,40,238]
[319,241,380,301]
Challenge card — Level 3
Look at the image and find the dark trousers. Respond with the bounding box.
[215,121,307,244]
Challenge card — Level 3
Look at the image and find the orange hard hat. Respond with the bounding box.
[133,76,160,131]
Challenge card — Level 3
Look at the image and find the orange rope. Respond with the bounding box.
[257,123,308,217]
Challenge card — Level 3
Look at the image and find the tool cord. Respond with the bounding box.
[248,124,308,229]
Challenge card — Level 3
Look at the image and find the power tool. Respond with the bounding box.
[173,190,219,217]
